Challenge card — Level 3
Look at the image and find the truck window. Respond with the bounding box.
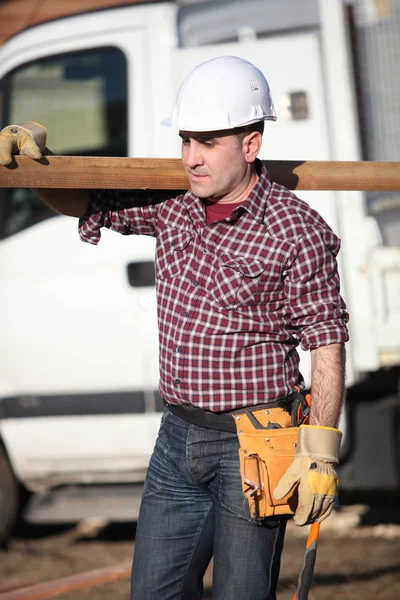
[0,46,128,239]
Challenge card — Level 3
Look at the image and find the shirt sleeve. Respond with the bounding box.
[284,228,349,351]
[78,188,173,245]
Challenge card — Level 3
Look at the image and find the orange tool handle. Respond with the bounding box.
[292,522,321,600]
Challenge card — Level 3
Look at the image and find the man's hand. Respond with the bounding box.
[0,122,47,166]
[273,424,342,526]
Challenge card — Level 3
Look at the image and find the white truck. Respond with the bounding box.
[0,0,399,546]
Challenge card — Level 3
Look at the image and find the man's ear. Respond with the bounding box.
[243,131,262,163]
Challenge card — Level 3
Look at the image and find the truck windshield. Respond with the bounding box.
[0,46,128,239]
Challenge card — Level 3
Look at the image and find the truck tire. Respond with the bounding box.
[0,446,19,548]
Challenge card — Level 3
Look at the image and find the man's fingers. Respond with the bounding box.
[315,496,335,523]
[293,491,318,526]
[18,133,43,160]
[0,135,15,166]
[293,492,335,526]
[0,128,43,164]
[273,465,300,500]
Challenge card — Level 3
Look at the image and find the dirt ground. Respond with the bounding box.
[1,496,400,599]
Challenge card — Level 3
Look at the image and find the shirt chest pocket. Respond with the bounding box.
[212,255,265,308]
[156,229,193,280]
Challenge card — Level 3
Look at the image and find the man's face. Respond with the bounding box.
[180,130,249,203]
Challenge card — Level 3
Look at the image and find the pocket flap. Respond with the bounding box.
[222,255,264,278]
[158,229,193,252]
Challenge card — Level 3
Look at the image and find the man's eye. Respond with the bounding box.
[202,140,215,148]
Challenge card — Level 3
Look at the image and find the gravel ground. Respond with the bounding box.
[1,501,400,599]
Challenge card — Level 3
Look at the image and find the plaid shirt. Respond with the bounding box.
[79,161,349,411]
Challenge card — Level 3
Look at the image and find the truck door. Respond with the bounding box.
[0,30,161,488]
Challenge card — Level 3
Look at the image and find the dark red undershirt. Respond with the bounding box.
[203,199,244,225]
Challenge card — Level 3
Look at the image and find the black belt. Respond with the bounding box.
[164,400,286,433]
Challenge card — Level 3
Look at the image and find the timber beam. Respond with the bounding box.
[1,156,400,191]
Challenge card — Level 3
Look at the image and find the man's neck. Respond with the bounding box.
[216,168,259,205]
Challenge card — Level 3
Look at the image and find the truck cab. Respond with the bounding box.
[0,0,399,545]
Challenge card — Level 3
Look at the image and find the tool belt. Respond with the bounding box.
[165,392,309,521]
[233,405,299,520]
[165,401,237,433]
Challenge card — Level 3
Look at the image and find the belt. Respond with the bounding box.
[164,400,286,433]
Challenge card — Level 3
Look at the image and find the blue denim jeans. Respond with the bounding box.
[130,408,288,600]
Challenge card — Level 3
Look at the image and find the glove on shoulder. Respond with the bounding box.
[0,121,47,166]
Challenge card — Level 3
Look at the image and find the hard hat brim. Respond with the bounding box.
[160,115,277,131]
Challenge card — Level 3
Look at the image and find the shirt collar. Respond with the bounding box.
[182,158,272,225]
[238,159,272,223]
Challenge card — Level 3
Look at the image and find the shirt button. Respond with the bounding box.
[183,311,189,318]
[193,280,199,287]
[176,346,181,353]
[203,248,208,254]
[174,378,180,385]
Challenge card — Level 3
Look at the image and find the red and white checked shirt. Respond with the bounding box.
[79,160,349,412]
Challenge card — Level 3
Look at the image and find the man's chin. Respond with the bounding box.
[190,183,213,199]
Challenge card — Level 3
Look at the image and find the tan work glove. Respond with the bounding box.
[273,424,342,526]
[0,121,47,166]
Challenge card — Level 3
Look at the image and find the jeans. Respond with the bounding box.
[130,408,288,600]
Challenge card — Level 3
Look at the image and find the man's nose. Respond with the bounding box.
[185,141,203,168]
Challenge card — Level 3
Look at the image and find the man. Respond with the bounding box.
[0,56,348,599]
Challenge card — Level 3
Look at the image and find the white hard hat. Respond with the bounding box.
[161,55,277,132]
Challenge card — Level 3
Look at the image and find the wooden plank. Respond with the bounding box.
[1,156,400,191]
[0,157,188,190]
[0,562,131,600]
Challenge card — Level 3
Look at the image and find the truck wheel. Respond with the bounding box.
[0,446,19,548]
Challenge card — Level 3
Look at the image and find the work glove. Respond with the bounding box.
[273,424,342,526]
[0,121,47,166]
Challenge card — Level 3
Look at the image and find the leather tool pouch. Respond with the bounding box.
[233,406,299,519]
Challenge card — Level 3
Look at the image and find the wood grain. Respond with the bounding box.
[1,156,400,191]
